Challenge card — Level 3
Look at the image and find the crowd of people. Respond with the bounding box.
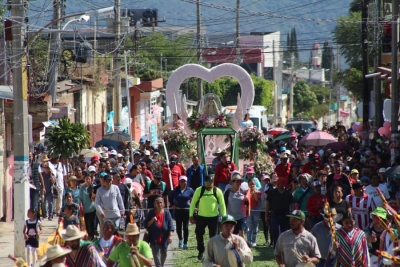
[24,120,400,267]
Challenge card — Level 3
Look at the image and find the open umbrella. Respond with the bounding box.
[103,131,132,142]
[300,131,336,146]
[324,142,353,151]
[95,139,120,149]
[385,165,400,178]
[79,148,102,158]
[267,127,288,136]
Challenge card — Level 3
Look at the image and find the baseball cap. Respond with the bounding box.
[334,160,344,167]
[179,175,187,181]
[231,172,244,181]
[312,181,322,187]
[88,166,96,172]
[169,156,177,163]
[92,155,99,161]
[220,215,237,225]
[124,178,133,184]
[103,174,112,180]
[261,174,270,180]
[144,150,151,156]
[277,177,287,185]
[204,175,214,182]
[140,137,145,142]
[287,210,306,220]
[245,166,255,174]
[351,169,359,174]
[116,153,123,158]
[343,166,350,172]
[110,150,117,155]
[379,168,387,173]
[330,153,336,158]
[280,146,286,152]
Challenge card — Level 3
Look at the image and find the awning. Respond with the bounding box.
[0,86,13,100]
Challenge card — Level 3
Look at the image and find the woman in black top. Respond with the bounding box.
[330,185,351,224]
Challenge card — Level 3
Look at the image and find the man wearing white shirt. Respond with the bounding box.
[346,181,376,230]
[365,173,390,208]
[51,156,67,216]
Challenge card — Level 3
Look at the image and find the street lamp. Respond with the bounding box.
[62,15,91,30]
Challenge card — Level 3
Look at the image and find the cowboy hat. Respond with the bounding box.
[60,225,86,241]
[118,223,142,236]
[41,154,50,162]
[40,245,71,265]
[212,148,223,156]
[321,208,343,223]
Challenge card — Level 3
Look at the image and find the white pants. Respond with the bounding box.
[53,187,63,214]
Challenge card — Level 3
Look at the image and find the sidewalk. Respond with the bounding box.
[0,218,180,267]
[0,218,59,267]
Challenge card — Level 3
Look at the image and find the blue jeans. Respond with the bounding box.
[42,193,54,218]
[247,210,260,244]
[270,213,290,248]
[107,217,121,228]
[217,183,228,192]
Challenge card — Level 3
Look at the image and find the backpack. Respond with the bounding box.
[147,180,166,192]
[196,186,219,206]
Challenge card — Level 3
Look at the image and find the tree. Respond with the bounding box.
[45,118,91,161]
[289,80,318,117]
[336,68,363,100]
[333,12,362,69]
[204,74,274,108]
[291,27,299,60]
[310,84,331,119]
[321,41,333,70]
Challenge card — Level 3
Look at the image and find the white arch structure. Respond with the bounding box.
[166,63,255,117]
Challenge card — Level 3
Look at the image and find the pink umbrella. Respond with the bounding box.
[267,127,288,136]
[300,131,336,146]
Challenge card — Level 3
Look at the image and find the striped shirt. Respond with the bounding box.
[345,194,375,231]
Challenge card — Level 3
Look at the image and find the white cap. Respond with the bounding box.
[102,147,108,152]
[144,150,151,156]
[88,166,96,172]
[117,153,123,158]
[110,150,117,155]
[124,178,133,184]
[379,168,387,173]
[179,175,187,181]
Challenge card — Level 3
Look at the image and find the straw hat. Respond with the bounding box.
[40,245,71,265]
[118,223,142,236]
[41,154,50,162]
[60,225,86,241]
[212,148,223,156]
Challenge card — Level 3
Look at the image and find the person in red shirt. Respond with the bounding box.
[306,181,328,227]
[302,153,324,175]
[162,156,183,190]
[214,151,237,191]
[274,153,291,188]
[170,154,186,175]
[140,161,154,180]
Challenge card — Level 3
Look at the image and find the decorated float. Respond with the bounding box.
[162,63,274,174]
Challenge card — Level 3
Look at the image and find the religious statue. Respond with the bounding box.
[201,94,220,116]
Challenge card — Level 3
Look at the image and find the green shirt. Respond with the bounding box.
[189,186,226,217]
[108,240,153,267]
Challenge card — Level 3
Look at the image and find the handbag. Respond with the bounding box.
[52,185,59,199]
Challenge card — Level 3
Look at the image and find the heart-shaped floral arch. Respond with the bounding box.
[165,63,255,118]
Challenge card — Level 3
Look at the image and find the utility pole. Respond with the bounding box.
[49,0,62,104]
[273,40,277,125]
[11,0,29,259]
[361,0,370,133]
[329,46,334,126]
[113,0,122,131]
[289,53,294,120]
[197,0,202,100]
[391,0,399,162]
[336,47,340,119]
[235,0,241,65]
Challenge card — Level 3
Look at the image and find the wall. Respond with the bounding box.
[84,86,107,145]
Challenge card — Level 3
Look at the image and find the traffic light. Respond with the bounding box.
[122,9,158,27]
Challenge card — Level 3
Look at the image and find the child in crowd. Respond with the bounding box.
[63,203,80,230]
[246,178,261,247]
[23,208,42,267]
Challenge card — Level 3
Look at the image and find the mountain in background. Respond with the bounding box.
[28,0,352,65]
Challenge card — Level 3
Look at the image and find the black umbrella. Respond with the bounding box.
[385,165,400,178]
